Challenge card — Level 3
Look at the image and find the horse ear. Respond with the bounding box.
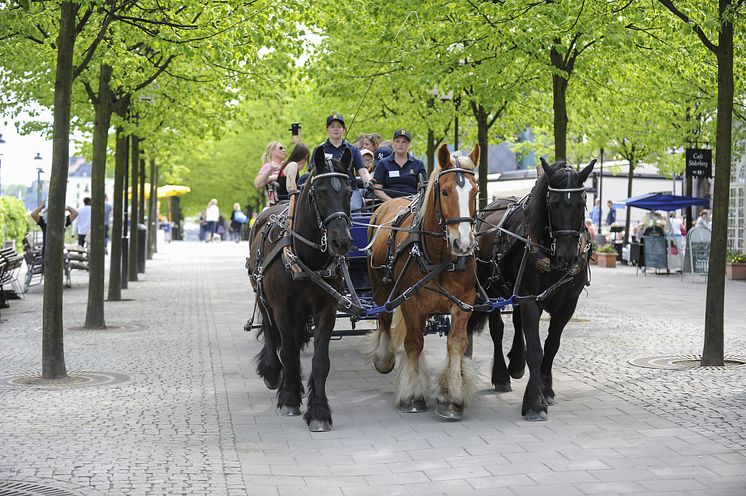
[313,146,326,172]
[578,159,596,183]
[438,143,451,169]
[341,147,352,170]
[540,157,554,178]
[468,143,480,167]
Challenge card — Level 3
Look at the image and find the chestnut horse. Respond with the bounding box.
[247,146,353,432]
[469,158,595,420]
[366,143,480,420]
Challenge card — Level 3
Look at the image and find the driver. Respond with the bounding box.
[372,129,426,201]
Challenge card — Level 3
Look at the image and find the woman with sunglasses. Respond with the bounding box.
[254,141,287,202]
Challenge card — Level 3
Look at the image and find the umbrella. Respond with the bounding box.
[157,184,191,198]
[618,192,709,212]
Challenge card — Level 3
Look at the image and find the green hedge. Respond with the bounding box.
[0,196,28,251]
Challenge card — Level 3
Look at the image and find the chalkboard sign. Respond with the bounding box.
[684,227,711,274]
[643,235,668,270]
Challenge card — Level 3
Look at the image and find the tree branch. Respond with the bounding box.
[657,0,718,53]
[133,54,175,92]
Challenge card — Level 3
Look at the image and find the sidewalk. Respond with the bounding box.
[0,242,744,496]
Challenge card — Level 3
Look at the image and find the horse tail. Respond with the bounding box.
[467,310,489,335]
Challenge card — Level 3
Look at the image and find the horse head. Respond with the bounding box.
[308,145,353,257]
[535,157,596,270]
[431,143,480,257]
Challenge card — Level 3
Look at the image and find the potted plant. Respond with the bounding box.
[595,244,618,268]
[726,250,746,280]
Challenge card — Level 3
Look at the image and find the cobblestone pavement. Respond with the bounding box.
[0,242,744,496]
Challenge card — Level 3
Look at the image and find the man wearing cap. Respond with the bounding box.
[372,129,427,201]
[311,114,371,185]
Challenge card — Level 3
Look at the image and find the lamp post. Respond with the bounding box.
[0,133,6,196]
[34,152,44,205]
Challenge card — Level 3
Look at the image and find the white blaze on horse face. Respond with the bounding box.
[451,179,475,255]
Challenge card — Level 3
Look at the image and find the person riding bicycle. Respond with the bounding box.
[372,129,426,202]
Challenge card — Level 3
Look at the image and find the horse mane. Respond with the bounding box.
[415,154,477,226]
[525,160,569,243]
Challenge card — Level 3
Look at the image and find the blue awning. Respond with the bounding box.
[618,193,709,211]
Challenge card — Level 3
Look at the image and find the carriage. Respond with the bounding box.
[246,143,595,429]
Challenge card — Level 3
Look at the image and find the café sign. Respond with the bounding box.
[685,148,712,178]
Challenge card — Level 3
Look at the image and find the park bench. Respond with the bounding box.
[22,234,45,293]
[64,243,89,288]
[0,246,25,305]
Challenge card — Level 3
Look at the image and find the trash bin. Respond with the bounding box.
[137,223,147,274]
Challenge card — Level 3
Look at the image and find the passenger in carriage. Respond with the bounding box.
[274,143,310,203]
[372,128,427,201]
[354,133,381,156]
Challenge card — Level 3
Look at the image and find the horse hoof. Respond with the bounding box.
[435,401,463,420]
[374,357,395,374]
[279,406,301,417]
[508,366,525,380]
[308,419,332,432]
[523,410,548,422]
[493,383,512,393]
[545,395,556,406]
[400,398,427,413]
[263,376,280,390]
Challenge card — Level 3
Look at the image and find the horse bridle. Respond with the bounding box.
[433,157,478,230]
[305,165,352,251]
[544,167,587,258]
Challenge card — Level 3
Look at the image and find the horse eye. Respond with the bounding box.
[442,190,449,197]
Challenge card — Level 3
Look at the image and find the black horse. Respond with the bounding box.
[469,158,595,421]
[247,146,353,431]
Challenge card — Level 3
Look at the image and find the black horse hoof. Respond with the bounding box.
[435,401,463,420]
[279,405,301,417]
[508,364,525,380]
[523,410,548,422]
[400,397,427,413]
[493,382,512,393]
[263,376,280,390]
[308,419,332,432]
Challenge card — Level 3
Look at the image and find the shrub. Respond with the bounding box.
[727,250,746,264]
[0,196,28,251]
[597,244,617,254]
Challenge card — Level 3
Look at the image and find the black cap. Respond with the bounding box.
[393,128,411,141]
[375,145,392,162]
[326,113,346,127]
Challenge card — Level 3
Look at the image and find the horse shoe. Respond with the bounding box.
[279,405,301,417]
[308,419,332,432]
[435,401,464,421]
[401,397,427,413]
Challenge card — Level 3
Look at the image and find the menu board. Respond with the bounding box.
[643,235,668,270]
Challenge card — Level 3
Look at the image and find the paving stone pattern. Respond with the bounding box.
[0,242,744,496]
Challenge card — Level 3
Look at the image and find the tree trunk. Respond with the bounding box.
[702,5,733,366]
[138,153,146,273]
[426,128,436,175]
[42,2,79,379]
[624,156,636,245]
[84,63,112,329]
[550,44,569,162]
[147,159,157,259]
[121,131,129,289]
[108,126,126,301]
[128,135,139,282]
[474,104,490,209]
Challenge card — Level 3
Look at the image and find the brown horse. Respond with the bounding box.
[365,143,480,420]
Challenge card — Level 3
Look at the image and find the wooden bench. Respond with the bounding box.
[64,244,89,288]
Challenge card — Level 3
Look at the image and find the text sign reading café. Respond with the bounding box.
[685,148,712,178]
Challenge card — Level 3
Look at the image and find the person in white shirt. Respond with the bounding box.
[695,210,711,230]
[205,199,220,242]
[74,197,92,246]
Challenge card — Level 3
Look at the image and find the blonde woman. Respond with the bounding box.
[254,141,287,205]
